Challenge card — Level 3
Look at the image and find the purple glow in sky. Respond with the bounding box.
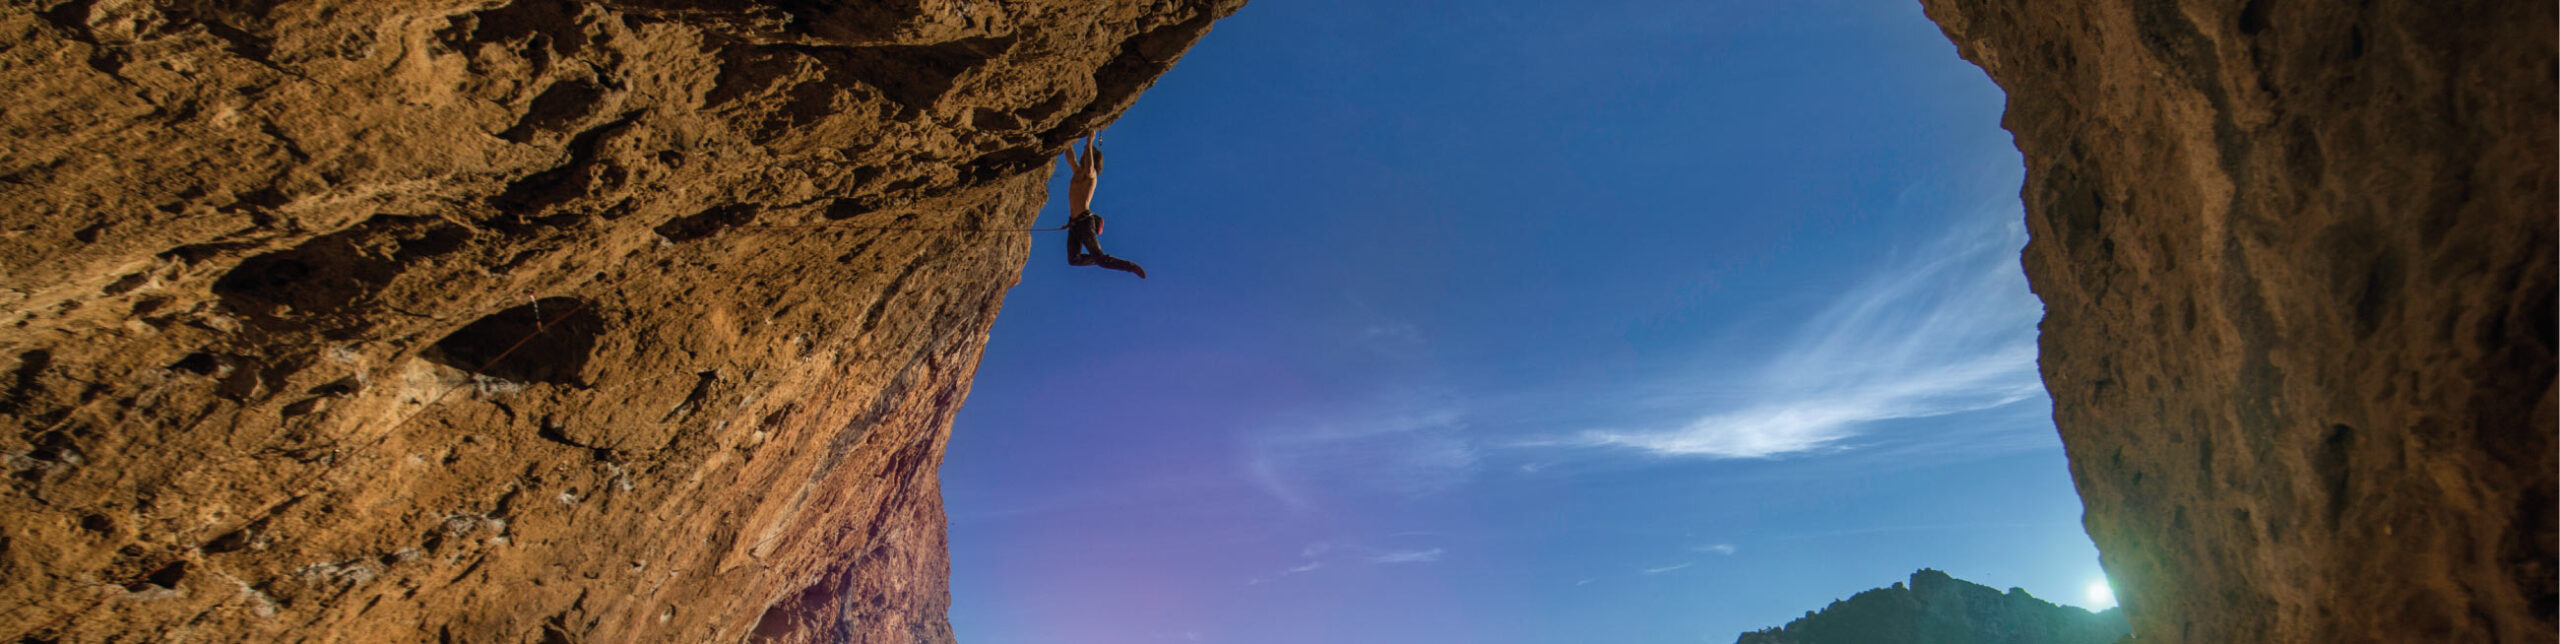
[942,1,2105,642]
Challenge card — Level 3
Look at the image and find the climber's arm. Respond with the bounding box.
[1063,135,1098,214]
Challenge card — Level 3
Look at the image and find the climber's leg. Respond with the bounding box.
[1067,225,1101,266]
[1091,253,1146,279]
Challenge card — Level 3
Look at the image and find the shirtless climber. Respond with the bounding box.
[1060,133,1147,279]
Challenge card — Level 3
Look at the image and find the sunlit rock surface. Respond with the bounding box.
[0,0,1240,641]
[1736,569,2131,644]
[1920,0,2555,641]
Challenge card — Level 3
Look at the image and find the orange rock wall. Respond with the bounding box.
[0,1,1240,641]
[1920,0,2555,641]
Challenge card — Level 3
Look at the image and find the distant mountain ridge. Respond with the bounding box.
[1737,569,2131,644]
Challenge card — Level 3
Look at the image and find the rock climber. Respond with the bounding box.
[1060,133,1146,279]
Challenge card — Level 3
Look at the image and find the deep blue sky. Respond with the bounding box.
[943,1,2107,642]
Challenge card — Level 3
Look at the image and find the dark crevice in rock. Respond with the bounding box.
[706,36,1013,142]
[490,113,643,215]
[654,204,758,242]
[502,81,610,143]
[3,349,54,417]
[830,37,1015,111]
[958,145,1053,185]
[822,196,876,221]
[211,215,474,324]
[125,560,188,592]
[201,519,267,554]
[425,297,602,385]
[2314,424,2355,525]
[168,352,221,376]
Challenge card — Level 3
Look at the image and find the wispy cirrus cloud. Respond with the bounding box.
[1695,543,1737,556]
[1367,548,1446,564]
[1245,406,1479,512]
[1579,216,2045,459]
[1250,541,1449,584]
[1641,562,1694,574]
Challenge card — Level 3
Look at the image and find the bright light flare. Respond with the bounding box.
[2084,578,2116,608]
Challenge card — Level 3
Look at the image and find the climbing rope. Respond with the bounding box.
[386,300,592,434]
[737,223,1066,233]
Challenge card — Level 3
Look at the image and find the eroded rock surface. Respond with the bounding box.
[0,0,1240,641]
[1920,0,2555,641]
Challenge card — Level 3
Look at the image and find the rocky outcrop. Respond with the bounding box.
[1736,569,2131,644]
[0,0,1239,641]
[1918,1,2554,642]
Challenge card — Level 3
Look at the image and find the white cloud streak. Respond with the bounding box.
[1250,541,1448,584]
[1245,407,1479,512]
[1581,217,2045,459]
[1367,548,1446,564]
[1641,562,1694,574]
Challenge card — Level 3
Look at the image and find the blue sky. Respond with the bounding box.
[942,1,2107,642]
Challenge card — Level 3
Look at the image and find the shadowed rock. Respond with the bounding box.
[1919,0,2556,641]
[0,1,1244,641]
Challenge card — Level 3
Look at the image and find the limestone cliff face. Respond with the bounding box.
[0,0,1240,641]
[1736,569,2131,644]
[1918,1,2554,642]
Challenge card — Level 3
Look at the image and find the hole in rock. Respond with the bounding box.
[126,560,187,591]
[170,353,222,375]
[202,525,257,553]
[823,197,875,221]
[25,431,76,465]
[2238,0,2271,35]
[426,297,603,385]
[307,376,361,396]
[501,80,607,142]
[211,215,473,319]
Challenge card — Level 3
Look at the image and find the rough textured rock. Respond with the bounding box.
[1736,569,2132,644]
[1919,0,2555,642]
[0,0,1239,641]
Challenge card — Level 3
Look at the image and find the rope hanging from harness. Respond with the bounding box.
[736,223,1068,233]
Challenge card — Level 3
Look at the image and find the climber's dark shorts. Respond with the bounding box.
[1066,212,1145,277]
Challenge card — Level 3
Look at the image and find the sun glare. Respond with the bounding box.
[2085,579,2116,608]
